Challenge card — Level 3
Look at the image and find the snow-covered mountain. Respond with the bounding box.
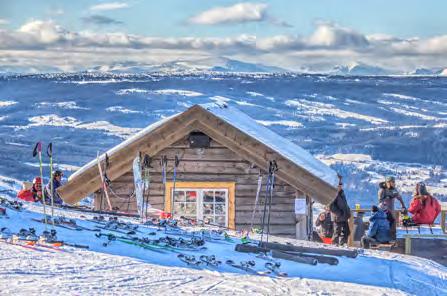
[330,62,393,76]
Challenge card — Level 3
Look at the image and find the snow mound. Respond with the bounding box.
[0,204,445,295]
[0,100,17,107]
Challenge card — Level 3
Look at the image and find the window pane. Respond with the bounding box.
[186,191,197,202]
[215,204,225,215]
[203,215,214,224]
[215,191,226,203]
[203,191,214,203]
[185,203,197,215]
[215,216,226,226]
[174,191,185,202]
[173,203,184,215]
[203,203,214,215]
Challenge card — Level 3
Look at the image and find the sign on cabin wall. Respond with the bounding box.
[294,198,307,215]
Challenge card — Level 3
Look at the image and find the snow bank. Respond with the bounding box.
[106,106,143,114]
[18,114,141,139]
[0,205,445,295]
[256,120,303,128]
[152,89,203,97]
[285,99,388,125]
[36,101,89,110]
[0,100,17,107]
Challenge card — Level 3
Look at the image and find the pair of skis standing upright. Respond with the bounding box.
[132,153,180,221]
[32,142,56,229]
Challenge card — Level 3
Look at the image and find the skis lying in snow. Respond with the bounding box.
[225,260,271,275]
[199,255,222,267]
[95,232,207,252]
[264,262,288,277]
[178,254,202,266]
[0,197,23,212]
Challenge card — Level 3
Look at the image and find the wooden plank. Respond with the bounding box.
[260,241,359,258]
[271,250,318,265]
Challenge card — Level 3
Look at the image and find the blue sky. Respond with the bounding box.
[0,1,446,73]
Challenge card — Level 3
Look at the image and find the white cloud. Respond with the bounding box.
[0,19,9,25]
[89,2,129,11]
[189,2,268,25]
[1,19,447,73]
[308,22,369,48]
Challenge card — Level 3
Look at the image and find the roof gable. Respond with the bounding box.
[58,104,337,205]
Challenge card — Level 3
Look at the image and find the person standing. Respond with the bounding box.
[330,178,351,246]
[378,176,406,239]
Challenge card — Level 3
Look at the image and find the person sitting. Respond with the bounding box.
[361,205,391,249]
[315,206,334,243]
[45,170,64,205]
[17,177,42,202]
[408,182,441,225]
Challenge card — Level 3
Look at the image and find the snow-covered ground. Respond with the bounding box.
[0,202,446,295]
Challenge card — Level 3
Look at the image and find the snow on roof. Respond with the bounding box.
[202,103,338,187]
[69,103,338,187]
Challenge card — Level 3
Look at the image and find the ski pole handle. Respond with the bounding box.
[33,142,42,157]
[47,142,53,157]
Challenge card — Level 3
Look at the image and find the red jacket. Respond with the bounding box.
[17,189,40,202]
[408,195,441,224]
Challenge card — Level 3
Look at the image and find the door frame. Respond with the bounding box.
[164,181,236,229]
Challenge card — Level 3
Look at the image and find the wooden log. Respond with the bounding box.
[260,241,358,258]
[271,250,318,265]
[279,250,339,265]
[234,244,269,254]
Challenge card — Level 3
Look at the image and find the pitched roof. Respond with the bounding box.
[59,103,338,205]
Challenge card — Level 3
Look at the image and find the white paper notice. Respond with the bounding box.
[295,198,306,214]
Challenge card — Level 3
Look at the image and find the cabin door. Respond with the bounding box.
[172,188,228,227]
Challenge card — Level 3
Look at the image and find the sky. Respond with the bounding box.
[0,0,446,73]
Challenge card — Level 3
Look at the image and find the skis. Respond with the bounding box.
[225,260,270,275]
[199,255,222,267]
[178,253,202,266]
[97,151,113,211]
[133,154,144,218]
[0,197,23,211]
[33,142,49,228]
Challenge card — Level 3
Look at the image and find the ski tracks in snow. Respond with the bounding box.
[0,243,410,295]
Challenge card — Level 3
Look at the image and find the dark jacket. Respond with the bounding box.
[329,190,351,223]
[315,212,334,238]
[378,182,405,212]
[367,209,391,243]
[45,179,63,205]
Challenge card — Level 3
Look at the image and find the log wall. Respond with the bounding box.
[94,136,300,237]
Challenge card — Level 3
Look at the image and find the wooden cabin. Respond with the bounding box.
[58,103,338,238]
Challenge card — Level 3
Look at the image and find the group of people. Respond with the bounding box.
[17,170,64,205]
[316,176,442,248]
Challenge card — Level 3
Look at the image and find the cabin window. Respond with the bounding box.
[164,181,236,229]
[172,189,228,227]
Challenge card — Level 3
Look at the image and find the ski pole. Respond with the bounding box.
[33,142,48,229]
[143,154,152,220]
[47,143,55,227]
[266,161,278,243]
[171,155,179,218]
[260,161,272,244]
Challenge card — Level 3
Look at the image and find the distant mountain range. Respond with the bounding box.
[1,58,446,76]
